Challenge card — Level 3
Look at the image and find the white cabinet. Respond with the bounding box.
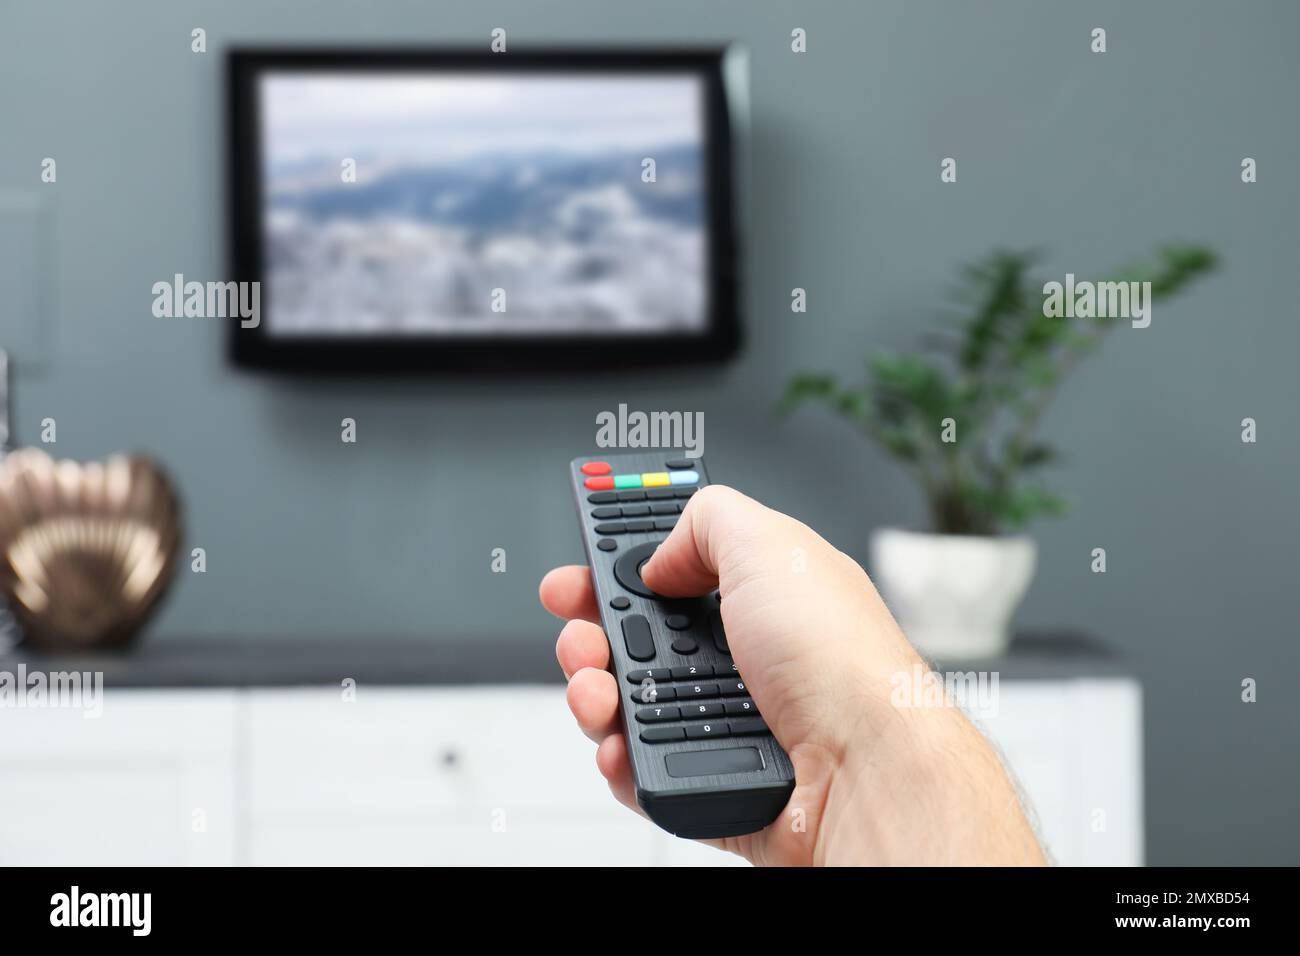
[0,691,238,865]
[243,687,653,866]
[0,680,1141,866]
[975,678,1143,866]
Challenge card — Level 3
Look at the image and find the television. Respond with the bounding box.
[227,47,747,371]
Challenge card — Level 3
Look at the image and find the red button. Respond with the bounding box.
[581,461,612,476]
[584,476,615,490]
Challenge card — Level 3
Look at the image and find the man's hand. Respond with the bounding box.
[540,485,1046,866]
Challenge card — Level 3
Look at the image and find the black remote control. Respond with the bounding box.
[569,453,795,839]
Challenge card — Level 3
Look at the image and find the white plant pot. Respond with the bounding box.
[869,528,1037,661]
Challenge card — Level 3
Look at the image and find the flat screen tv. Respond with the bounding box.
[227,47,746,371]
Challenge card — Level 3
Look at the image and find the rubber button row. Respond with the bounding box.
[640,717,769,743]
[591,502,683,519]
[636,698,759,722]
[628,679,749,702]
[631,682,755,705]
[589,488,697,504]
[625,661,738,683]
[596,517,677,534]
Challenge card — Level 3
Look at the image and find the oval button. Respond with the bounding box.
[621,614,656,662]
[581,461,611,476]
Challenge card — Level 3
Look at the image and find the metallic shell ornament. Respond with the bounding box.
[0,449,182,650]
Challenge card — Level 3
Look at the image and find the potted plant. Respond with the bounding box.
[779,245,1216,659]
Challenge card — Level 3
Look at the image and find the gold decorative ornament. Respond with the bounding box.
[0,448,182,650]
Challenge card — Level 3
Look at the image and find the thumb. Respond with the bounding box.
[639,484,787,598]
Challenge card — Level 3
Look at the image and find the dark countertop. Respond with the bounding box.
[0,633,1136,688]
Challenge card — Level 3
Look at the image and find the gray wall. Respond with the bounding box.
[2,0,1296,865]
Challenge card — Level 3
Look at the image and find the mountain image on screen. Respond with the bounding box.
[261,73,709,336]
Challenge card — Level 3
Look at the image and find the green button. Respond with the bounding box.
[614,474,643,489]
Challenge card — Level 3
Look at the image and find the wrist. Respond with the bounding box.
[816,673,1046,865]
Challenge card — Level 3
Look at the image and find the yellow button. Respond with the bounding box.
[641,472,671,487]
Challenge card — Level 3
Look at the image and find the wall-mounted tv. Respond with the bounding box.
[227,47,747,371]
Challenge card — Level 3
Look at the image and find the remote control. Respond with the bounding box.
[569,453,795,839]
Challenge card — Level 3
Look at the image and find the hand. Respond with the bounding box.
[540,484,1046,866]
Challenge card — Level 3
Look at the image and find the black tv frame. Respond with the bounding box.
[226,46,745,372]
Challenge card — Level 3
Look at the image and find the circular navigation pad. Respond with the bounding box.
[613,541,663,598]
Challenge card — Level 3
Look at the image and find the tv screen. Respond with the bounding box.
[228,49,745,371]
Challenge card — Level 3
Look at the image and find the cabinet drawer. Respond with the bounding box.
[246,686,611,821]
[0,689,237,756]
[0,691,238,865]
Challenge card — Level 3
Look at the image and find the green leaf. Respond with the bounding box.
[957,250,1038,372]
[868,353,955,423]
[957,482,1068,532]
[776,373,875,430]
[1024,357,1058,389]
[776,373,840,416]
[1018,443,1057,468]
[1000,485,1068,528]
[878,427,921,462]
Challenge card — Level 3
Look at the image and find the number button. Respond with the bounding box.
[631,684,676,704]
[684,702,724,718]
[635,706,681,723]
[685,722,730,739]
[671,664,713,680]
[626,667,672,684]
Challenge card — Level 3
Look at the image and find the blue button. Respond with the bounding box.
[669,470,699,486]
